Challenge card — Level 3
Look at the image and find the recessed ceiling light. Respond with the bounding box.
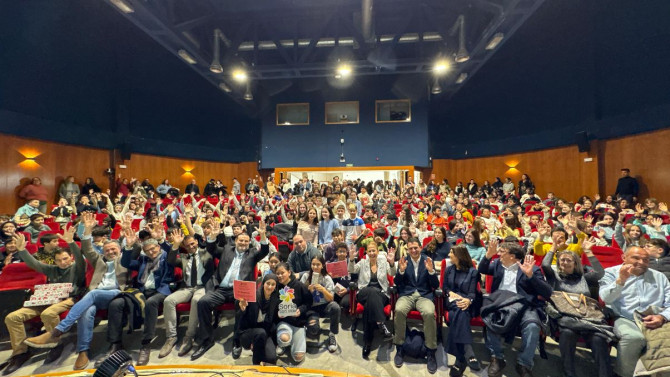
[110,0,134,13]
[486,33,505,50]
[336,64,352,78]
[433,60,450,75]
[177,49,197,64]
[233,69,248,82]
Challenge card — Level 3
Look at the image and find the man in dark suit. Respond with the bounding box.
[478,239,553,377]
[614,168,639,204]
[393,237,440,374]
[191,219,269,360]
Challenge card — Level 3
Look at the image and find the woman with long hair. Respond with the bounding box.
[297,208,319,247]
[275,263,312,363]
[422,226,450,262]
[463,229,486,263]
[541,239,610,377]
[318,207,340,246]
[614,211,646,249]
[348,241,396,358]
[235,273,280,365]
[443,245,481,376]
[300,256,340,353]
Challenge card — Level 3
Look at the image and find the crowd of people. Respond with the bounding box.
[1,169,669,377]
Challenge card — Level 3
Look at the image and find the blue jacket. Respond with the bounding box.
[395,254,439,300]
[121,243,175,296]
[477,256,552,309]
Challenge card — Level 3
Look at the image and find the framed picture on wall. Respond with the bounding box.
[375,99,411,123]
[325,101,359,124]
[276,103,310,126]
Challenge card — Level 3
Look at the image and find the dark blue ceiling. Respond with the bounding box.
[0,0,668,162]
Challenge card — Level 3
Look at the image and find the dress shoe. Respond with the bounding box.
[467,356,481,371]
[3,352,32,375]
[449,360,466,377]
[178,337,194,357]
[487,357,506,377]
[362,344,371,359]
[137,346,151,366]
[159,337,177,359]
[515,363,534,377]
[24,329,61,349]
[73,352,89,370]
[394,346,404,368]
[94,343,123,368]
[44,343,65,364]
[190,342,213,361]
[426,349,437,374]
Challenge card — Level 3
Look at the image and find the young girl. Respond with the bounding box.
[275,263,312,363]
[236,273,280,365]
[594,213,616,244]
[614,212,646,250]
[331,243,351,310]
[464,229,486,264]
[318,207,340,246]
[262,252,282,278]
[297,208,319,247]
[300,256,340,353]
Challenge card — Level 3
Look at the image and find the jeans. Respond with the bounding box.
[485,309,541,369]
[55,289,120,352]
[277,322,306,360]
[558,328,611,377]
[306,302,341,336]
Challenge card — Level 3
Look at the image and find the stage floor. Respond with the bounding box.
[1,315,601,377]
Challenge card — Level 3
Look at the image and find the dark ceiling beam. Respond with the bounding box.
[298,13,336,64]
[259,23,299,76]
[174,15,215,32]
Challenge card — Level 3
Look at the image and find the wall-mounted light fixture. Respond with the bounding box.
[17,148,41,169]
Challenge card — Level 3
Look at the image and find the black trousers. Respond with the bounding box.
[107,290,166,344]
[196,287,235,343]
[306,302,341,336]
[558,328,612,377]
[357,287,389,344]
[239,328,277,365]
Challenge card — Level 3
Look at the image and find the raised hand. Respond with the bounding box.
[210,220,222,237]
[398,256,408,274]
[594,194,601,202]
[424,257,435,274]
[597,229,606,239]
[617,264,633,284]
[636,203,644,214]
[518,255,535,277]
[12,232,26,251]
[582,236,596,251]
[83,212,97,232]
[618,211,627,223]
[486,238,499,259]
[584,214,594,224]
[58,226,76,244]
[124,228,138,247]
[651,217,664,229]
[171,228,184,247]
[387,247,396,265]
[660,202,668,213]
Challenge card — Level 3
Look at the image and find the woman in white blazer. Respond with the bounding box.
[348,241,397,358]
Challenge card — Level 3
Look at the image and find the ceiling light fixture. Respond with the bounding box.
[455,72,468,84]
[433,60,450,75]
[177,49,197,64]
[431,77,442,94]
[110,0,134,13]
[233,69,248,82]
[486,33,505,50]
[335,64,352,79]
[209,29,223,73]
[243,83,253,101]
[218,82,231,92]
[452,15,470,63]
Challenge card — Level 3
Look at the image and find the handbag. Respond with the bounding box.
[549,291,605,322]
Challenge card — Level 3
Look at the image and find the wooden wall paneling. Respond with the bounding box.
[601,128,670,201]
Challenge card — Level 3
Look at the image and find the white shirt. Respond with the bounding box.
[500,263,519,293]
[184,251,205,287]
[410,256,422,280]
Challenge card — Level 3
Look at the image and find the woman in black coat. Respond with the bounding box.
[443,245,481,377]
[236,273,280,365]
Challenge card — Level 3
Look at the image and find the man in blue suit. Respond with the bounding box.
[393,237,440,374]
[478,239,553,377]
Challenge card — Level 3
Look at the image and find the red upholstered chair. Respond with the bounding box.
[422,237,433,248]
[348,274,394,333]
[437,259,485,332]
[0,263,48,292]
[591,246,624,268]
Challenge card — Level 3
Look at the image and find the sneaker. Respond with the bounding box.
[232,344,242,359]
[327,333,338,353]
[426,350,437,374]
[379,323,393,339]
[394,346,404,368]
[276,346,285,356]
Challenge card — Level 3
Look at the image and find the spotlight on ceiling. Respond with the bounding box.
[340,153,346,163]
[431,77,442,94]
[243,83,253,101]
[433,60,450,75]
[335,64,352,79]
[209,29,223,73]
[110,0,134,13]
[177,49,197,64]
[486,33,505,50]
[455,72,468,84]
[452,15,470,63]
[233,69,248,82]
[218,82,231,92]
